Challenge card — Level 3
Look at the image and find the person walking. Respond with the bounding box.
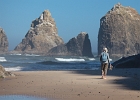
[100,47,110,79]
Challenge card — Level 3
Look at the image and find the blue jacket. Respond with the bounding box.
[100,52,110,63]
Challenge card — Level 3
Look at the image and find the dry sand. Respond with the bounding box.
[0,68,140,100]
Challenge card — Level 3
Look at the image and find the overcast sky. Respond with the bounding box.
[0,0,140,53]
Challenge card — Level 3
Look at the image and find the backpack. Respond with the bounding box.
[100,52,108,62]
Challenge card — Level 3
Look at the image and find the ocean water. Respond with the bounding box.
[0,54,102,71]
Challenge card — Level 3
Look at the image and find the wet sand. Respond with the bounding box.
[0,69,140,100]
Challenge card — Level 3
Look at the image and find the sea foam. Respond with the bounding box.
[25,54,40,56]
[10,53,22,55]
[88,58,95,61]
[5,66,23,71]
[55,58,85,62]
[0,57,7,62]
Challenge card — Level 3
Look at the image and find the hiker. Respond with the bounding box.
[100,47,110,79]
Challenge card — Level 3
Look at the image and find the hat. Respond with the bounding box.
[103,47,108,52]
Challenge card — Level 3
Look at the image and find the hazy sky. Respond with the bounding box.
[0,0,140,52]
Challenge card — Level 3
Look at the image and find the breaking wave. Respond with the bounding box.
[0,57,7,62]
[55,58,85,62]
[5,66,23,71]
[10,53,22,55]
[24,54,40,56]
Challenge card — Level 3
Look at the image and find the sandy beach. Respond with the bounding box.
[0,68,140,100]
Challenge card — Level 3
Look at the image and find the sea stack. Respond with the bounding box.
[0,27,8,53]
[98,3,140,57]
[48,32,93,57]
[14,10,64,54]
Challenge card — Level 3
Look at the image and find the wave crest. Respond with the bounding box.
[5,66,23,71]
[55,58,85,62]
[0,57,7,62]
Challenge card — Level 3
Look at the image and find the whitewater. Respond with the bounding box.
[0,54,111,71]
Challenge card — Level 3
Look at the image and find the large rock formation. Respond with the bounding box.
[112,54,140,68]
[48,32,93,57]
[0,28,8,53]
[14,10,64,54]
[98,3,140,57]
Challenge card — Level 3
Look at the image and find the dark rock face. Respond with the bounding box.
[14,10,64,54]
[112,54,140,68]
[0,28,8,53]
[98,3,140,57]
[48,32,93,57]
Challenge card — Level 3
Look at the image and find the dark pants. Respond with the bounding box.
[101,63,108,76]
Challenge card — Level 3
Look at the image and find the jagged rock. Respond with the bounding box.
[48,32,93,57]
[0,65,15,78]
[98,3,140,57]
[14,10,64,54]
[0,27,8,53]
[112,54,140,68]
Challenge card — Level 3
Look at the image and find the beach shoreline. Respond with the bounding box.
[0,69,140,100]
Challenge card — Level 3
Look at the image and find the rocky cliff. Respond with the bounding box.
[48,32,93,57]
[0,27,8,53]
[14,10,64,54]
[98,3,140,57]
